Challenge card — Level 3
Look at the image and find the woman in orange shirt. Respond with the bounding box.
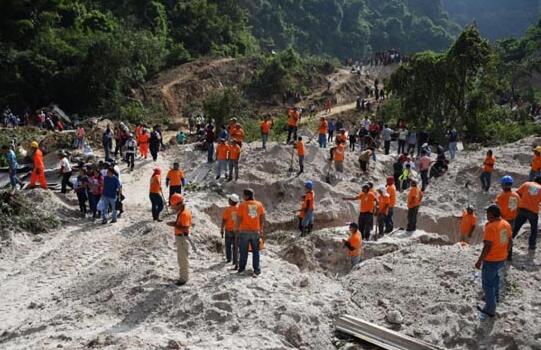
[149,168,164,221]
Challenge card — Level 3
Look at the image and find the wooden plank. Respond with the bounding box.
[335,315,443,350]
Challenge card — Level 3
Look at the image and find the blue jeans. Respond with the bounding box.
[261,133,268,149]
[207,142,214,163]
[512,208,539,250]
[482,261,505,315]
[102,196,117,222]
[225,231,238,264]
[480,172,491,191]
[301,210,314,228]
[385,207,394,232]
[449,141,457,160]
[216,160,228,178]
[9,168,23,189]
[238,232,260,273]
[318,134,327,148]
[149,193,164,220]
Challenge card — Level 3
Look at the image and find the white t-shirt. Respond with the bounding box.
[59,157,72,173]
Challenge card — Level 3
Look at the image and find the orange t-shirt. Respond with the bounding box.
[532,154,541,171]
[229,144,241,160]
[517,181,541,213]
[175,209,192,235]
[34,149,45,169]
[237,200,265,231]
[407,187,423,208]
[483,219,512,262]
[167,169,184,187]
[319,120,328,135]
[138,133,149,144]
[295,141,305,156]
[302,191,315,210]
[222,205,238,231]
[287,112,298,127]
[377,193,390,215]
[216,143,230,160]
[495,191,520,220]
[336,133,347,144]
[387,184,397,208]
[227,122,236,135]
[149,175,161,194]
[261,121,271,134]
[460,211,477,235]
[334,144,345,161]
[357,191,377,213]
[346,230,362,257]
[231,128,245,142]
[483,156,496,173]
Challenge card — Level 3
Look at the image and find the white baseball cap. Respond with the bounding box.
[228,194,240,203]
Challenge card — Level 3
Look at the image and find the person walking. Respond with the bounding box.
[376,186,390,239]
[166,162,185,201]
[294,137,305,175]
[2,145,24,190]
[88,168,103,220]
[74,167,89,218]
[228,140,241,181]
[102,127,113,161]
[385,177,397,233]
[475,205,512,320]
[260,116,272,150]
[215,139,229,179]
[343,184,377,240]
[101,166,122,224]
[149,127,162,161]
[221,194,240,268]
[58,151,74,194]
[149,168,164,222]
[529,146,541,181]
[495,176,520,229]
[298,180,315,236]
[509,177,541,259]
[29,141,47,189]
[382,125,393,155]
[236,189,266,276]
[406,131,417,156]
[397,128,407,155]
[342,222,362,269]
[167,194,192,286]
[138,129,150,160]
[480,150,496,192]
[418,151,432,191]
[318,117,328,148]
[125,134,137,171]
[406,180,423,232]
[206,126,215,163]
[448,128,459,160]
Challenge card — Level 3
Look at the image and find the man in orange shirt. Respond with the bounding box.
[480,150,496,192]
[149,168,164,221]
[286,107,299,144]
[342,222,362,268]
[167,194,192,286]
[236,188,266,276]
[231,124,245,146]
[221,194,240,267]
[333,142,345,173]
[458,206,477,243]
[228,140,241,181]
[475,205,512,319]
[336,129,347,145]
[510,177,541,258]
[406,180,423,232]
[294,137,305,175]
[529,146,541,181]
[215,139,229,180]
[343,184,377,240]
[298,180,315,236]
[318,117,328,148]
[29,141,47,189]
[385,177,397,233]
[166,162,185,201]
[260,116,272,150]
[138,129,150,159]
[495,176,519,228]
[376,186,390,239]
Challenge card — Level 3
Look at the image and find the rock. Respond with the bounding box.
[166,339,182,349]
[377,298,389,308]
[299,278,309,288]
[386,310,404,325]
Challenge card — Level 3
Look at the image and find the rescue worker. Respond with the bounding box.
[318,117,328,148]
[228,140,241,181]
[495,176,520,229]
[231,124,245,147]
[475,205,512,320]
[298,180,315,236]
[58,151,74,194]
[236,188,266,276]
[376,186,390,239]
[286,108,299,143]
[480,150,496,192]
[29,141,47,189]
[167,194,192,286]
[166,162,185,201]
[385,177,397,233]
[406,180,423,233]
[125,133,137,171]
[138,129,150,160]
[221,194,240,268]
[294,137,305,175]
[260,116,272,150]
[333,142,346,173]
[215,138,230,180]
[458,206,477,243]
[509,177,541,259]
[342,222,362,268]
[2,144,24,190]
[336,129,347,145]
[529,146,541,181]
[149,168,164,221]
[343,184,377,240]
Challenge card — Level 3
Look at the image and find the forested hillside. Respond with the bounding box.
[240,0,461,58]
[443,0,539,40]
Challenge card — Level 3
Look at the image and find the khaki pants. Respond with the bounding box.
[175,235,190,283]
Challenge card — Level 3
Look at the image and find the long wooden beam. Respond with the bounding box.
[335,314,443,350]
